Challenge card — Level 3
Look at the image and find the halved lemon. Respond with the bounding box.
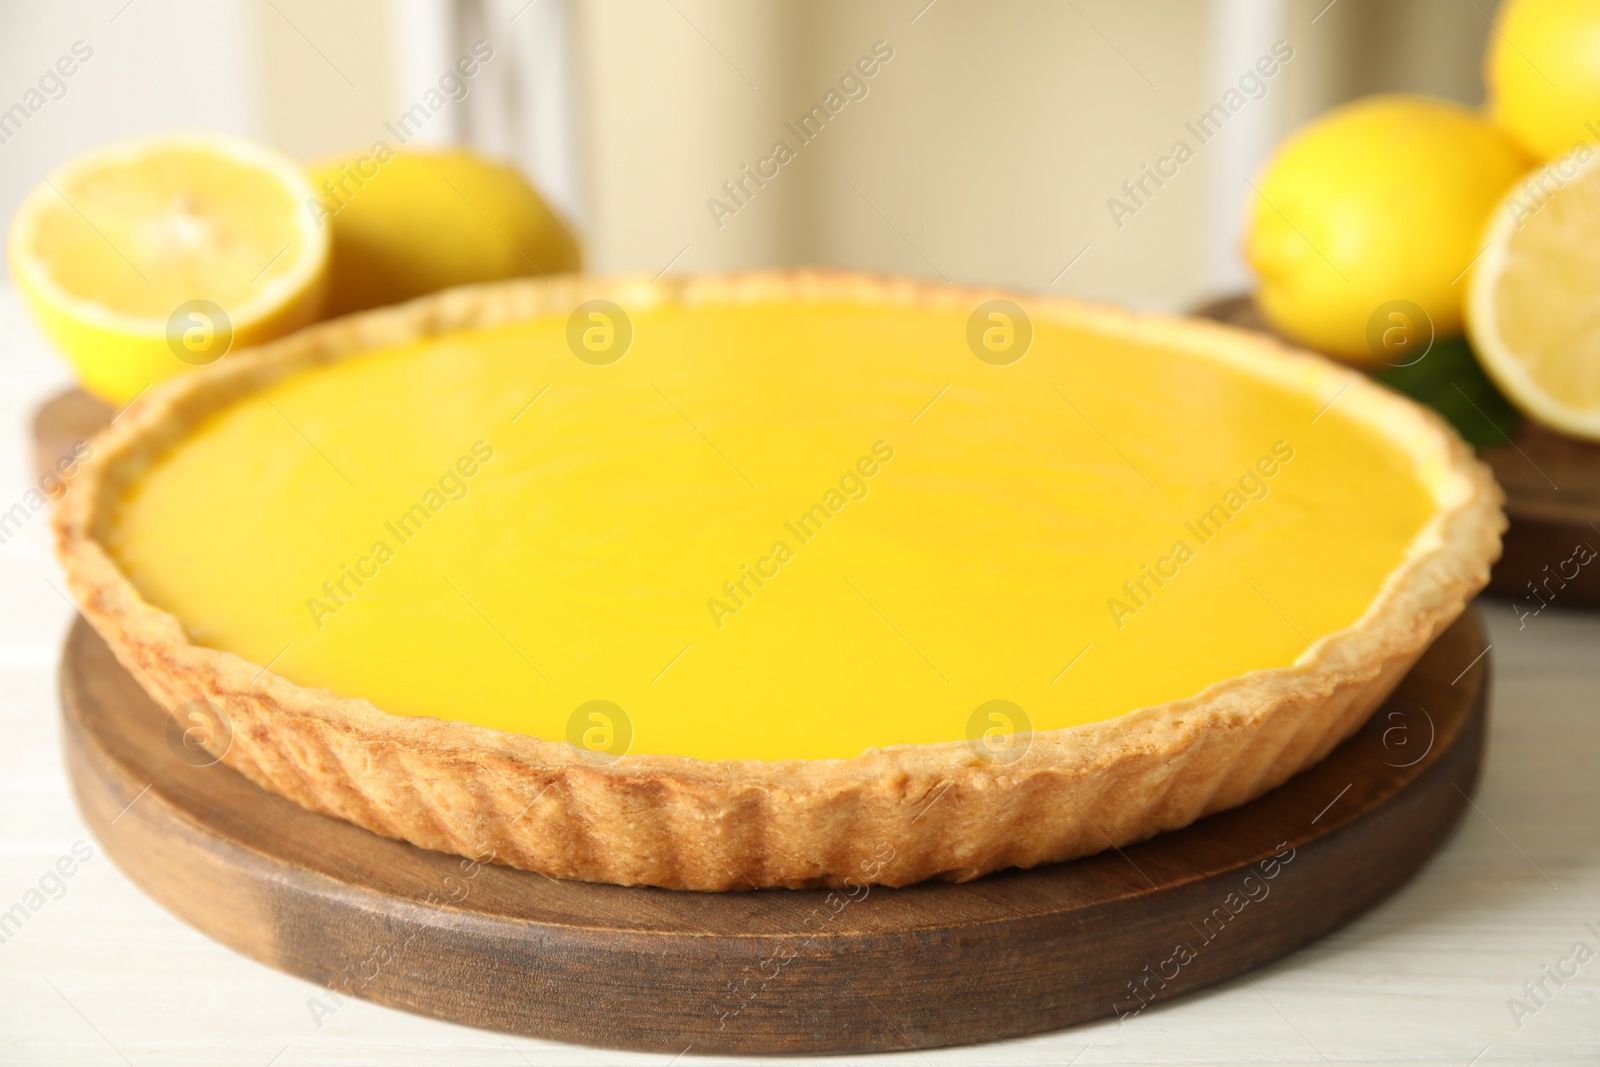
[1466,148,1600,441]
[7,133,329,405]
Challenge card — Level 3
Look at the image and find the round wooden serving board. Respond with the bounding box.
[63,610,1488,1056]
[1192,294,1600,608]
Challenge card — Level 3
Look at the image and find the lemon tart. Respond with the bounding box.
[55,273,1503,890]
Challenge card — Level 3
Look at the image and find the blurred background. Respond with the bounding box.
[0,0,1494,311]
[12,5,1600,1063]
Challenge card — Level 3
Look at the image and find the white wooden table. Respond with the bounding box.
[0,285,1595,1065]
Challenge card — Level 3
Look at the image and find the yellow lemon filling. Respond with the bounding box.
[108,298,1436,761]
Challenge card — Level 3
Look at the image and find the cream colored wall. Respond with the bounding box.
[568,0,1498,309]
[251,0,398,162]
[784,0,1218,306]
[1329,0,1494,104]
[572,0,799,277]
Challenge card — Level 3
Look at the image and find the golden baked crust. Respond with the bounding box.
[54,271,1505,891]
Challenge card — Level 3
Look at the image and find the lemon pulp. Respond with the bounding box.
[1467,152,1600,440]
[109,299,1436,761]
[30,145,310,317]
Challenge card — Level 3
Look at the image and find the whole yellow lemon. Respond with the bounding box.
[1244,95,1530,363]
[309,147,581,317]
[1487,0,1600,161]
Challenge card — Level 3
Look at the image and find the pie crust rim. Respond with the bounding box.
[53,271,1505,891]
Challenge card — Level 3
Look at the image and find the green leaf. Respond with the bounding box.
[1370,335,1520,451]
